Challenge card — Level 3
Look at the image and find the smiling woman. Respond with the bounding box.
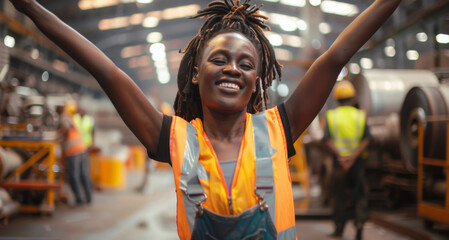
[8,0,402,239]
[193,32,259,114]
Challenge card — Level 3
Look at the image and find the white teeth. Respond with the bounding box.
[219,82,240,90]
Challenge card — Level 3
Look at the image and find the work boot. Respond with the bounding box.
[355,228,363,240]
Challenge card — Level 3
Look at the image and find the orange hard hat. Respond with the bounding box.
[333,80,355,100]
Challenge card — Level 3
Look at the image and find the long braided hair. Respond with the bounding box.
[174,0,282,122]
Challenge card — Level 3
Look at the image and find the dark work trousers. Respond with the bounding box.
[331,159,368,233]
[66,152,93,203]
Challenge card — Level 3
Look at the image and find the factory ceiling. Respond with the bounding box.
[4,0,445,104]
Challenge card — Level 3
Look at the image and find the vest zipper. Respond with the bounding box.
[228,196,233,214]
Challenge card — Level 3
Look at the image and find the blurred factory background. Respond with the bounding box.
[0,0,448,239]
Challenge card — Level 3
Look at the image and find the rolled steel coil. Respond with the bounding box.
[399,86,448,171]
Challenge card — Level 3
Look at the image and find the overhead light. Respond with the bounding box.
[150,43,165,54]
[157,70,170,84]
[129,13,144,25]
[277,83,290,97]
[297,19,308,31]
[142,17,159,28]
[146,32,163,43]
[384,46,396,57]
[79,0,153,10]
[42,71,49,82]
[406,50,419,61]
[30,48,39,60]
[320,0,359,17]
[284,35,304,48]
[280,0,306,7]
[162,4,201,20]
[349,63,360,74]
[318,22,331,34]
[280,18,297,32]
[416,32,428,42]
[267,33,283,46]
[4,35,15,48]
[79,0,119,10]
[309,0,322,6]
[360,58,373,69]
[436,34,449,44]
[98,16,129,30]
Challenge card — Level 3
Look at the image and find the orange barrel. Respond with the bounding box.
[98,157,126,189]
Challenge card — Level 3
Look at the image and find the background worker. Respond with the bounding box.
[57,101,93,205]
[73,107,95,150]
[324,80,371,240]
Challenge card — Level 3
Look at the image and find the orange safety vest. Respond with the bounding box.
[64,116,87,156]
[170,107,297,240]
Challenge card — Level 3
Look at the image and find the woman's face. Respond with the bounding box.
[193,32,259,114]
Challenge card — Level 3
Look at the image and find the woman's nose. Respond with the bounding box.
[223,62,241,76]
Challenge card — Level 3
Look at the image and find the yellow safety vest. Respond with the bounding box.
[73,114,94,147]
[170,107,297,240]
[326,106,366,156]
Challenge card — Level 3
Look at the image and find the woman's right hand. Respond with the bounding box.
[9,0,35,14]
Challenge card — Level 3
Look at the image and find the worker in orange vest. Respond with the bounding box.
[57,101,93,205]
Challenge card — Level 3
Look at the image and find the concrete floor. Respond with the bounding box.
[0,169,447,240]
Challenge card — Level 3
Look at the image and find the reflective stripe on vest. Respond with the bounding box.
[326,106,366,156]
[252,111,276,224]
[170,107,297,240]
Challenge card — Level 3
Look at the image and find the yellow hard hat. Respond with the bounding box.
[333,80,355,100]
[64,101,77,115]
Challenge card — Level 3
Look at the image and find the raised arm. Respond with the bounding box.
[10,0,162,154]
[284,0,401,141]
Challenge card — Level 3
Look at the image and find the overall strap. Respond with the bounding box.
[252,112,276,224]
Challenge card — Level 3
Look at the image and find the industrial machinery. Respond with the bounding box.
[417,116,449,228]
[0,80,65,215]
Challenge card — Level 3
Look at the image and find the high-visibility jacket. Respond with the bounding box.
[326,106,366,156]
[73,113,94,147]
[63,115,87,156]
[170,107,297,240]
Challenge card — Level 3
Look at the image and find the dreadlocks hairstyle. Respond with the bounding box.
[174,0,282,122]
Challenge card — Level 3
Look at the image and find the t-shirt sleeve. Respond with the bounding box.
[277,103,296,158]
[147,114,172,164]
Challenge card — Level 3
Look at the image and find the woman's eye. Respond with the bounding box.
[211,59,225,65]
[240,63,254,70]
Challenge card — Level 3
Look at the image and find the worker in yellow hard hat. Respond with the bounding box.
[57,101,93,205]
[64,101,77,115]
[323,80,371,240]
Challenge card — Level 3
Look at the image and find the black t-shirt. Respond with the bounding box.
[148,103,296,164]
